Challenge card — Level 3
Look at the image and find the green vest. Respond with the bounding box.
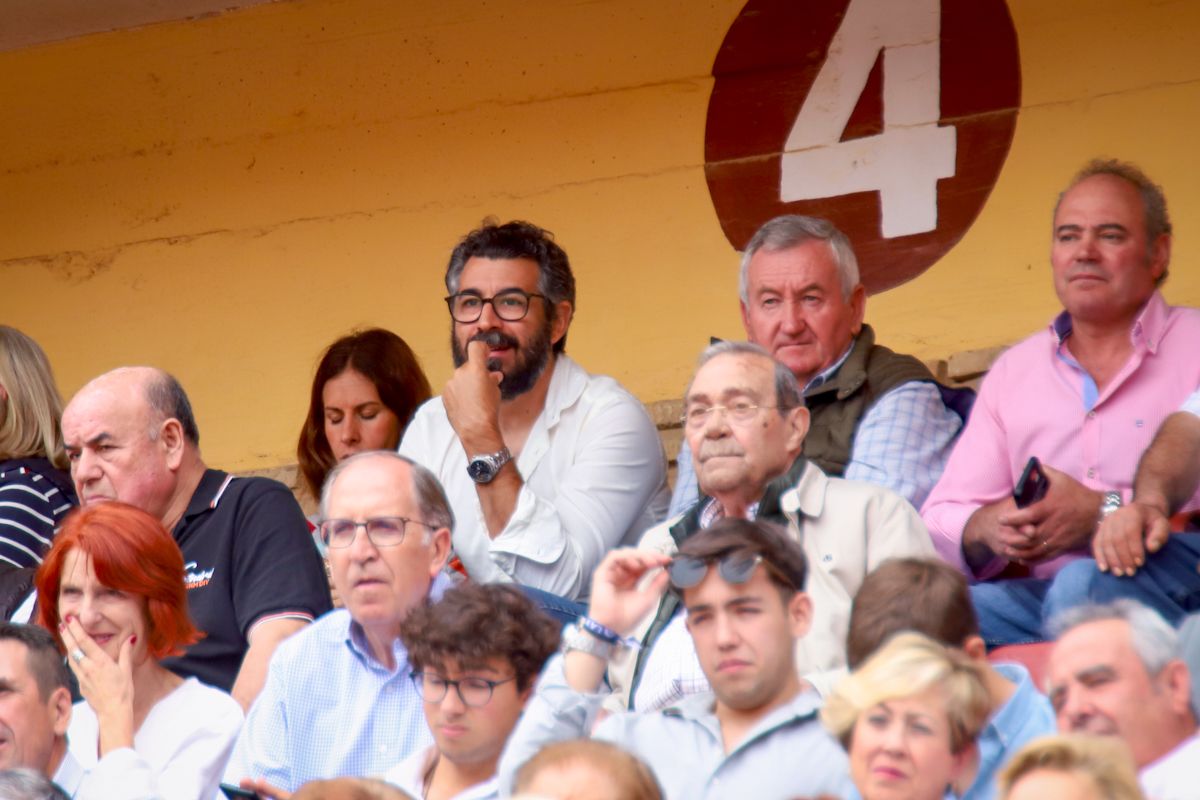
[802,325,935,478]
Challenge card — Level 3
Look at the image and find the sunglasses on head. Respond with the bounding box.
[669,550,781,591]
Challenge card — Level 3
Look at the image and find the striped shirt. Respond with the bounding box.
[0,459,76,567]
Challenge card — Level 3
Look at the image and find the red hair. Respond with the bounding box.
[35,502,201,659]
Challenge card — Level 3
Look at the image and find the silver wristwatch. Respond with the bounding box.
[466,446,512,484]
[1100,491,1123,519]
[561,622,618,661]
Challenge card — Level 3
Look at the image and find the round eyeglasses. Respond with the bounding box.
[410,672,517,707]
[318,517,433,549]
[444,289,546,323]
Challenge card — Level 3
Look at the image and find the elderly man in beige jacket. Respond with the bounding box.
[610,341,934,710]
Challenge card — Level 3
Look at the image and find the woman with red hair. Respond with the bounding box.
[35,502,243,800]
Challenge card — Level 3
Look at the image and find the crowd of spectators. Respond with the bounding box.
[0,157,1198,799]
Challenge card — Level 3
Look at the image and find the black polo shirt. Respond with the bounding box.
[161,469,332,691]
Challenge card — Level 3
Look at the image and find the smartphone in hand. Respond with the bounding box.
[219,784,259,800]
[1013,456,1050,509]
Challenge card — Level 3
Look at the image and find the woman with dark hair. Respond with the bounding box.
[0,326,77,568]
[297,328,432,502]
[35,503,243,800]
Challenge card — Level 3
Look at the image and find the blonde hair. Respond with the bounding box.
[292,778,415,800]
[822,631,990,754]
[998,735,1144,800]
[515,739,663,800]
[0,327,67,469]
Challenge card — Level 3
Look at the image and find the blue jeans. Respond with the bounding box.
[971,559,1096,647]
[972,534,1200,647]
[519,585,588,629]
[1082,533,1200,624]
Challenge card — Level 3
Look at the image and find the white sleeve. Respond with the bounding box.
[1181,388,1200,418]
[489,394,667,598]
[77,695,243,800]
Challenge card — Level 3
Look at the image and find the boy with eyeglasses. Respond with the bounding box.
[498,517,854,799]
[383,583,559,800]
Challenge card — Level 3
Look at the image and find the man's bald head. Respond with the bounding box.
[62,367,201,524]
[73,367,199,446]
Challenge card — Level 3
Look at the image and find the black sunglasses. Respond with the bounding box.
[669,550,789,591]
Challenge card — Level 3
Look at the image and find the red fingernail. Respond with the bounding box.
[130,635,138,645]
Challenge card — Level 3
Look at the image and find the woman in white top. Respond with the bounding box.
[35,501,243,800]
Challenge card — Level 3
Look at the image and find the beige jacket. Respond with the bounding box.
[608,460,935,710]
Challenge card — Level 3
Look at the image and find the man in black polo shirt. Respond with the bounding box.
[61,366,331,708]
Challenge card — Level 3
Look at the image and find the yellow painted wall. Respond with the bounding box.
[2,0,1199,472]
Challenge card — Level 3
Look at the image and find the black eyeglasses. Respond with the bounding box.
[410,672,517,707]
[668,550,796,591]
[318,517,432,549]
[444,289,546,323]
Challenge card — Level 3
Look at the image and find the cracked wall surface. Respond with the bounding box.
[1,0,1199,472]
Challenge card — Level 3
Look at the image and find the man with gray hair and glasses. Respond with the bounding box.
[225,451,455,797]
[610,340,934,710]
[669,213,965,516]
[1047,599,1199,798]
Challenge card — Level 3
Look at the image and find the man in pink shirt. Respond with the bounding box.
[921,158,1200,646]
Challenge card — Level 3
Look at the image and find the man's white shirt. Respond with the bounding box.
[400,354,669,599]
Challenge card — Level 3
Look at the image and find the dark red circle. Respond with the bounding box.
[704,0,1021,294]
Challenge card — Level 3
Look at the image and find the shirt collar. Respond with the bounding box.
[53,749,86,794]
[667,686,823,742]
[698,497,759,528]
[343,571,454,671]
[804,340,856,392]
[986,663,1037,748]
[537,354,586,430]
[1049,291,1167,354]
[177,468,233,527]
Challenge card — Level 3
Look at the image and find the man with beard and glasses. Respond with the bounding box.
[400,220,669,604]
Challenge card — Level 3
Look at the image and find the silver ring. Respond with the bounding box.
[71,648,86,664]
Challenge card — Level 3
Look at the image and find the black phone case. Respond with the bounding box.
[1013,457,1049,508]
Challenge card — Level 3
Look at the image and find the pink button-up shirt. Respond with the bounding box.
[922,292,1200,581]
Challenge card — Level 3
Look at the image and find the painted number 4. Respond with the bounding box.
[780,0,955,238]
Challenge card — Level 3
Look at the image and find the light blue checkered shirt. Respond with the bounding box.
[669,350,961,514]
[223,574,451,791]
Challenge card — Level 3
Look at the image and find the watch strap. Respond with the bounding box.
[561,622,617,661]
[1100,490,1123,519]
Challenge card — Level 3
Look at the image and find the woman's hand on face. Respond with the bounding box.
[60,615,136,751]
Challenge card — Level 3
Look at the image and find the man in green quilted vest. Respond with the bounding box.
[668,215,965,516]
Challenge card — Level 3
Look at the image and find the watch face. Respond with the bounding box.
[467,458,494,483]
